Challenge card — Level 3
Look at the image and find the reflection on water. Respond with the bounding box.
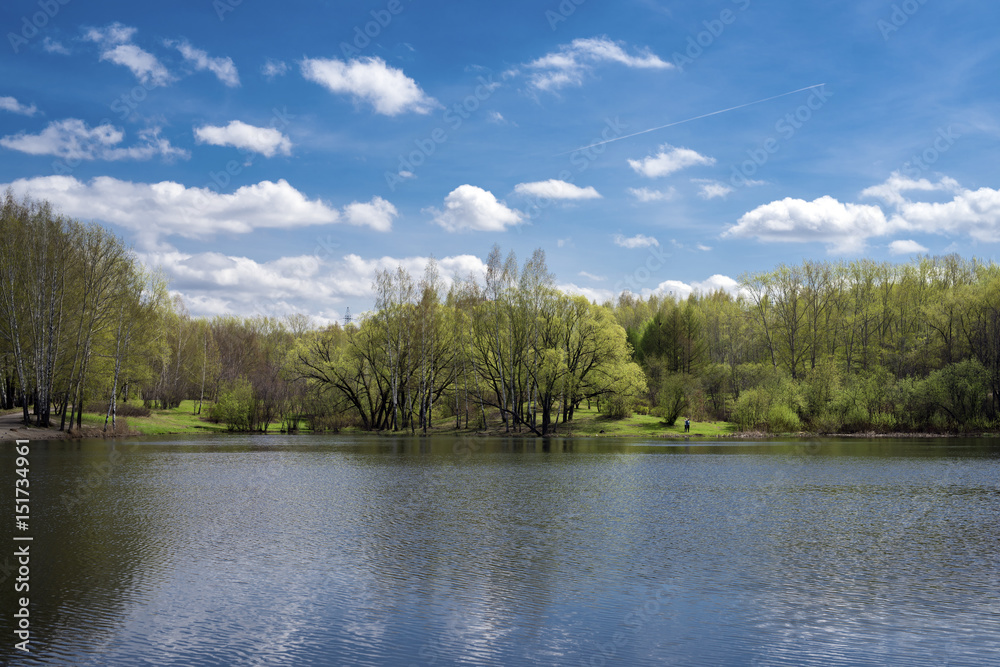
[2,436,999,665]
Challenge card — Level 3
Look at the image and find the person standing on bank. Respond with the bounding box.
[684,418,690,433]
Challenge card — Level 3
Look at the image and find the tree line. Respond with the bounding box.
[4,192,1000,436]
[617,255,1000,433]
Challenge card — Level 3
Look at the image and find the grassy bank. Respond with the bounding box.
[6,401,735,440]
[77,400,231,436]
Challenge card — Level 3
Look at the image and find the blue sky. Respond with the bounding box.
[2,0,999,323]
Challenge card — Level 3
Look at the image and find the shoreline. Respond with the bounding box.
[2,414,995,443]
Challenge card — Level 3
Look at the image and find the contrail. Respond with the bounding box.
[557,83,826,155]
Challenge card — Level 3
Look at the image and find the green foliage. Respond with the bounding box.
[604,395,632,420]
[210,378,255,431]
[920,359,990,428]
[731,368,803,433]
[657,373,689,426]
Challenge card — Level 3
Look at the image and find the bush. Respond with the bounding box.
[733,388,767,431]
[210,378,255,431]
[604,395,632,420]
[766,403,801,433]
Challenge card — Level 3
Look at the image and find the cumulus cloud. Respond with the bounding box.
[0,175,394,249]
[727,173,1000,252]
[0,96,38,116]
[558,283,616,304]
[890,185,1000,243]
[343,196,397,232]
[170,40,240,87]
[561,273,740,305]
[725,195,892,253]
[695,180,734,200]
[645,275,741,300]
[888,240,929,255]
[627,186,674,202]
[861,171,960,206]
[428,185,523,232]
[194,120,292,157]
[85,24,173,87]
[262,59,288,79]
[628,144,714,178]
[525,37,672,91]
[1,120,188,161]
[614,233,659,249]
[300,56,437,115]
[513,179,601,200]
[144,247,487,324]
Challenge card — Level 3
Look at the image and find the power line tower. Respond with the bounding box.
[344,307,352,326]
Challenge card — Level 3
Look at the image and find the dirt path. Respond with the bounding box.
[0,411,75,442]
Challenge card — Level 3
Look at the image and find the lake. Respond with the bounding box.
[2,435,998,666]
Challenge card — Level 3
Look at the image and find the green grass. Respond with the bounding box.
[557,406,737,438]
[77,399,229,436]
[74,399,735,439]
[424,405,736,439]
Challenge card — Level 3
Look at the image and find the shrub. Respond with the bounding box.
[765,403,801,433]
[604,395,632,420]
[210,378,255,431]
[733,388,767,431]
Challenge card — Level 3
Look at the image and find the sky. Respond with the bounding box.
[1,0,999,325]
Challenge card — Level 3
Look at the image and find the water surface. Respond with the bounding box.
[2,435,998,665]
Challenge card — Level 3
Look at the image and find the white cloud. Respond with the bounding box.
[145,248,487,324]
[725,195,892,253]
[262,59,288,79]
[889,240,929,255]
[170,40,240,87]
[614,233,659,249]
[42,37,70,55]
[343,196,397,232]
[696,244,712,252]
[0,96,37,116]
[84,23,172,86]
[525,37,672,91]
[628,144,714,178]
[578,271,606,281]
[563,273,740,304]
[83,23,136,45]
[513,179,601,200]
[558,283,616,304]
[300,56,437,116]
[0,175,394,249]
[101,43,173,87]
[727,174,1000,252]
[428,185,523,232]
[861,171,960,206]
[645,274,740,300]
[194,120,292,157]
[1,120,187,161]
[84,23,172,87]
[628,187,674,202]
[487,111,507,124]
[695,180,734,200]
[891,186,1000,243]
